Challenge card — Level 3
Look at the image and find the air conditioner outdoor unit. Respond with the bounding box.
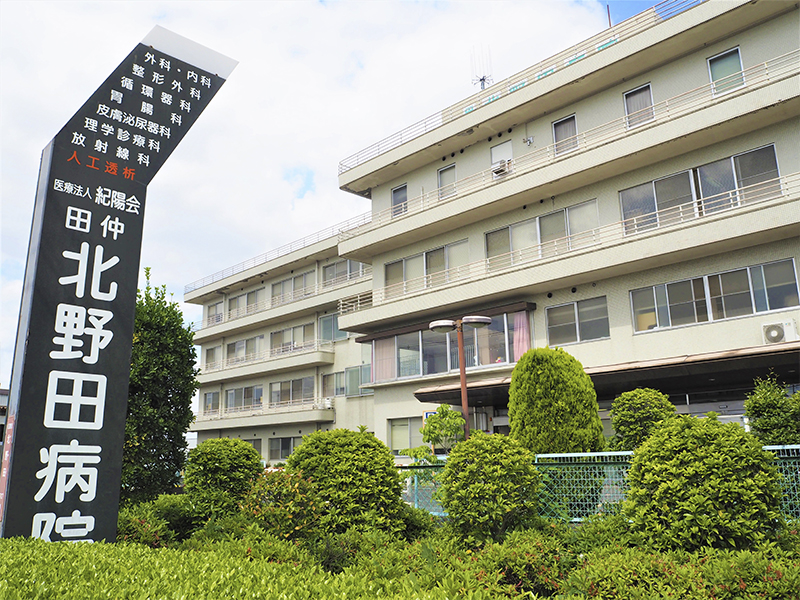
[762,321,798,345]
[323,397,334,409]
[491,159,510,177]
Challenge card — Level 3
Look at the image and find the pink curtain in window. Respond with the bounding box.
[373,338,396,382]
[513,311,531,361]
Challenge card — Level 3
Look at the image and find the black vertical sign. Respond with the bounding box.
[0,27,236,542]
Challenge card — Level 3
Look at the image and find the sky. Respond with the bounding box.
[0,0,662,387]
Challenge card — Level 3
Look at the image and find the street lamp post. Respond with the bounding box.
[429,315,492,440]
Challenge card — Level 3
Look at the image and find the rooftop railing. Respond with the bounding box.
[338,0,707,175]
[339,171,799,315]
[195,267,371,331]
[196,396,334,422]
[184,213,370,295]
[338,50,799,242]
[202,339,335,374]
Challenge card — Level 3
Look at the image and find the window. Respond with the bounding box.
[271,272,315,306]
[203,391,219,414]
[438,164,456,199]
[323,372,345,397]
[392,184,407,217]
[246,288,264,313]
[553,115,577,155]
[269,437,302,462]
[547,297,610,346]
[385,241,469,296]
[206,301,223,326]
[490,141,513,176]
[229,288,264,317]
[270,323,314,355]
[630,259,799,332]
[225,385,263,411]
[624,84,654,128]
[270,377,314,406]
[319,313,347,341]
[226,335,264,365]
[389,417,423,455]
[345,364,372,396]
[486,200,598,267]
[244,439,262,456]
[323,260,365,287]
[205,346,219,369]
[620,171,695,233]
[708,48,743,96]
[373,310,531,383]
[697,145,780,213]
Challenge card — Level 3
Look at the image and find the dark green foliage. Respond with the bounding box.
[116,501,172,548]
[240,469,322,541]
[438,431,539,544]
[149,493,199,541]
[610,387,676,450]
[184,437,263,516]
[121,269,199,505]
[624,414,783,551]
[745,373,800,445]
[286,429,405,535]
[508,347,604,454]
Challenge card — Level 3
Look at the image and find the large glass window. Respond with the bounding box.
[708,48,743,96]
[397,332,421,378]
[546,297,610,346]
[620,171,695,233]
[270,323,314,355]
[624,84,654,128]
[630,259,799,332]
[422,329,449,375]
[203,391,219,414]
[226,335,264,365]
[389,417,424,456]
[392,184,407,217]
[323,372,345,397]
[271,271,315,306]
[385,241,469,296]
[270,377,314,406]
[225,385,263,411]
[269,437,303,462]
[319,314,347,341]
[697,145,779,213]
[323,260,365,287]
[206,301,223,326]
[345,364,373,396]
[438,164,456,199]
[553,115,578,155]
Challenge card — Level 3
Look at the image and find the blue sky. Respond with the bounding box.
[0,0,664,386]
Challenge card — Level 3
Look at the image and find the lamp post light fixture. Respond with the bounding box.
[429,315,492,440]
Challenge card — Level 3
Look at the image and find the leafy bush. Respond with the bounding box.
[420,404,465,454]
[150,493,200,541]
[745,373,800,445]
[508,348,604,454]
[286,429,405,535]
[609,387,675,450]
[624,413,783,551]
[116,501,172,547]
[438,431,539,544]
[184,438,263,516]
[240,469,322,541]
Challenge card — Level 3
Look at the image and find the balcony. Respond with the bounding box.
[192,396,335,431]
[339,171,800,331]
[338,50,800,261]
[338,0,707,177]
[199,339,335,383]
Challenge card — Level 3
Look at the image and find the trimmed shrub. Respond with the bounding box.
[150,493,200,541]
[624,413,783,551]
[745,373,800,445]
[116,502,172,547]
[184,438,263,516]
[438,431,539,544]
[508,347,604,454]
[240,469,322,541]
[286,429,405,535]
[610,387,675,450]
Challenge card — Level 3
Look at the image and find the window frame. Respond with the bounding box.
[438,163,456,199]
[546,296,610,346]
[391,184,408,217]
[319,313,347,342]
[707,47,744,97]
[623,83,654,129]
[552,114,578,155]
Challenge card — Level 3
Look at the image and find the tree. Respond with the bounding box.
[624,413,782,551]
[745,373,800,445]
[508,347,604,454]
[120,269,199,504]
[420,404,465,454]
[609,388,675,450]
[438,432,539,544]
[184,437,263,516]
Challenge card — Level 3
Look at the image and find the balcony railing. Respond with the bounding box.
[338,50,800,242]
[185,214,370,295]
[339,171,799,315]
[202,339,335,374]
[196,267,372,331]
[338,0,707,175]
[197,396,335,422]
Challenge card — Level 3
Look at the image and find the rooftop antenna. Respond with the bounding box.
[471,45,493,90]
[607,3,612,28]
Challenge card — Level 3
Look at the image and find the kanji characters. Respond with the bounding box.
[84,118,98,132]
[32,511,95,542]
[160,91,173,105]
[100,215,125,240]
[43,371,107,431]
[141,84,153,98]
[59,242,119,301]
[100,123,114,136]
[35,439,101,502]
[65,207,91,233]
[104,161,118,176]
[189,87,200,100]
[51,304,114,364]
[116,147,129,160]
[120,76,134,90]
[141,101,153,116]
[71,132,86,147]
[123,167,135,181]
[152,72,165,85]
[132,64,145,77]
[110,90,123,104]
[137,153,150,166]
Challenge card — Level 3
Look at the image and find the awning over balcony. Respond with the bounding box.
[413,342,800,406]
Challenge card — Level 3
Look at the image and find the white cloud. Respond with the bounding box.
[1,0,622,384]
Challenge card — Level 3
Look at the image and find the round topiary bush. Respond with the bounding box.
[286,429,405,535]
[508,347,604,454]
[184,438,263,516]
[623,413,783,551]
[438,431,539,544]
[610,387,675,450]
